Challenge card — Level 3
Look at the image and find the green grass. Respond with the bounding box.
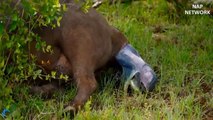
[2,1,213,119]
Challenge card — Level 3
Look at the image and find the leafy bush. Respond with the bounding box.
[0,0,64,111]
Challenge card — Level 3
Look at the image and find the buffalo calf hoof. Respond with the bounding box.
[64,105,76,113]
[63,103,79,118]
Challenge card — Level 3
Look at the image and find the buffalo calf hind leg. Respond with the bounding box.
[64,71,97,113]
[30,81,62,98]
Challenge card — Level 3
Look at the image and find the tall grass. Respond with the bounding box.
[3,0,213,119]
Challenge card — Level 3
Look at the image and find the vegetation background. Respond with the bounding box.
[0,0,212,119]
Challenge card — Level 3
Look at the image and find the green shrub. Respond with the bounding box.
[0,0,64,111]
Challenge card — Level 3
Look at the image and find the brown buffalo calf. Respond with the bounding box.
[30,0,157,113]
[30,1,127,111]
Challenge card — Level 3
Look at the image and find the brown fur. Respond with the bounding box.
[30,1,127,111]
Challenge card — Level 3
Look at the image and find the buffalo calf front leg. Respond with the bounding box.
[64,71,97,112]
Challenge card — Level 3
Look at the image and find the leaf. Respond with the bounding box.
[33,70,42,80]
[59,74,63,80]
[46,17,50,24]
[0,60,4,69]
[36,69,42,75]
[9,21,18,32]
[51,71,56,79]
[45,74,50,80]
[6,41,13,48]
[0,22,3,36]
[35,42,41,50]
[12,14,18,21]
[62,4,67,11]
[56,16,62,27]
[64,75,69,81]
[46,45,52,53]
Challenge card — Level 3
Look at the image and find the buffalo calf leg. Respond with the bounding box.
[64,72,97,112]
[30,81,61,98]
